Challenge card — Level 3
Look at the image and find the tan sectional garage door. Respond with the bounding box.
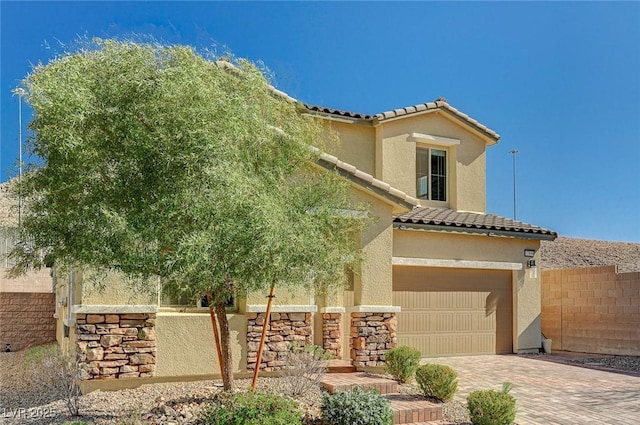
[393,266,513,356]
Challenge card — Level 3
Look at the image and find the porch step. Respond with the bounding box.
[326,359,356,373]
[387,393,442,424]
[320,372,399,395]
[318,372,442,425]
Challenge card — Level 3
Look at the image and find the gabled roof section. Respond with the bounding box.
[395,207,557,240]
[315,151,418,211]
[304,98,501,144]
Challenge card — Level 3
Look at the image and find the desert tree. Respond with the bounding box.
[9,39,367,390]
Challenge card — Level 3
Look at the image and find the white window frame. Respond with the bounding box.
[416,146,448,202]
[409,133,459,203]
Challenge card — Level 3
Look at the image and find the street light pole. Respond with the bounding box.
[509,149,519,220]
[12,87,27,228]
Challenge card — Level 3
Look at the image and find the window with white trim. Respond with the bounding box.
[416,147,447,201]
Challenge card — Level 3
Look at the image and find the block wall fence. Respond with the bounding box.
[541,266,640,356]
[0,292,56,351]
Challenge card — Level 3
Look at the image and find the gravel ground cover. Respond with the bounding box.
[565,355,640,374]
[2,350,639,424]
[1,349,468,425]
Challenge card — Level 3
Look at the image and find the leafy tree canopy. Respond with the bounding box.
[11,39,367,303]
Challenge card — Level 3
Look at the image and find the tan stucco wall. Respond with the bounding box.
[244,285,314,307]
[373,112,488,213]
[0,268,53,293]
[79,270,157,306]
[155,312,247,376]
[393,229,543,352]
[351,189,395,306]
[323,121,376,176]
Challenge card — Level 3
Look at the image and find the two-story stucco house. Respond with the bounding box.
[53,97,556,390]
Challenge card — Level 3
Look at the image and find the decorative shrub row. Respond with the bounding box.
[385,345,516,425]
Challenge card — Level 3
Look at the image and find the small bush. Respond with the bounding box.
[24,344,85,416]
[415,363,458,402]
[197,392,302,425]
[384,346,421,383]
[321,386,392,425]
[467,384,516,425]
[281,343,332,398]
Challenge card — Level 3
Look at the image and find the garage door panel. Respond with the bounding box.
[393,266,513,356]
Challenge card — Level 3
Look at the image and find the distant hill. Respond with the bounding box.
[541,237,640,273]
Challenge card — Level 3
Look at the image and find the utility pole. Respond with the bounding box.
[509,149,519,220]
[12,88,27,228]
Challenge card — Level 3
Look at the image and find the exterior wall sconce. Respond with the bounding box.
[524,249,535,258]
[527,259,538,278]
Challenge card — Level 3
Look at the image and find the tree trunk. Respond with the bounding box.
[214,302,234,391]
[208,304,224,377]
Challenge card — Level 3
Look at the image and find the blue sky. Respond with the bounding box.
[1,1,639,242]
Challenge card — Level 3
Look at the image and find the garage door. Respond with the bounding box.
[393,266,513,356]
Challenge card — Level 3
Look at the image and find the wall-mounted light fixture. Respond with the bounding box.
[524,249,535,258]
[527,259,538,278]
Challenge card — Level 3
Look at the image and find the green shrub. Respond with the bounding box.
[197,392,302,425]
[467,384,516,425]
[415,364,458,402]
[321,386,392,425]
[384,346,421,383]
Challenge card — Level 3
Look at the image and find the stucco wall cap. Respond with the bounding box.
[72,305,158,314]
[346,305,402,313]
[246,304,318,313]
[320,307,346,313]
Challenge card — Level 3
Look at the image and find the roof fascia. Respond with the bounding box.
[393,221,558,241]
[437,109,500,146]
[373,108,499,146]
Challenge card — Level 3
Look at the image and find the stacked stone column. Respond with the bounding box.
[322,313,342,359]
[350,312,397,367]
[246,312,313,371]
[76,312,156,380]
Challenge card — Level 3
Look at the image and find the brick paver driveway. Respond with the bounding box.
[428,355,640,425]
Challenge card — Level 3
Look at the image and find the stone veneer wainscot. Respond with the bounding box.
[350,312,397,367]
[246,312,313,371]
[322,313,342,359]
[76,313,156,380]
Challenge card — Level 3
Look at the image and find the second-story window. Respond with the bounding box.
[416,147,447,201]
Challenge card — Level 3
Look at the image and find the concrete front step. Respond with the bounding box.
[319,372,399,395]
[387,393,442,424]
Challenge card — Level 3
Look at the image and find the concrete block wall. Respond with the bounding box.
[541,266,640,355]
[0,292,56,351]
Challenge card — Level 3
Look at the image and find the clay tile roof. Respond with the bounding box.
[316,152,418,208]
[304,99,501,142]
[303,104,374,120]
[395,207,557,238]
